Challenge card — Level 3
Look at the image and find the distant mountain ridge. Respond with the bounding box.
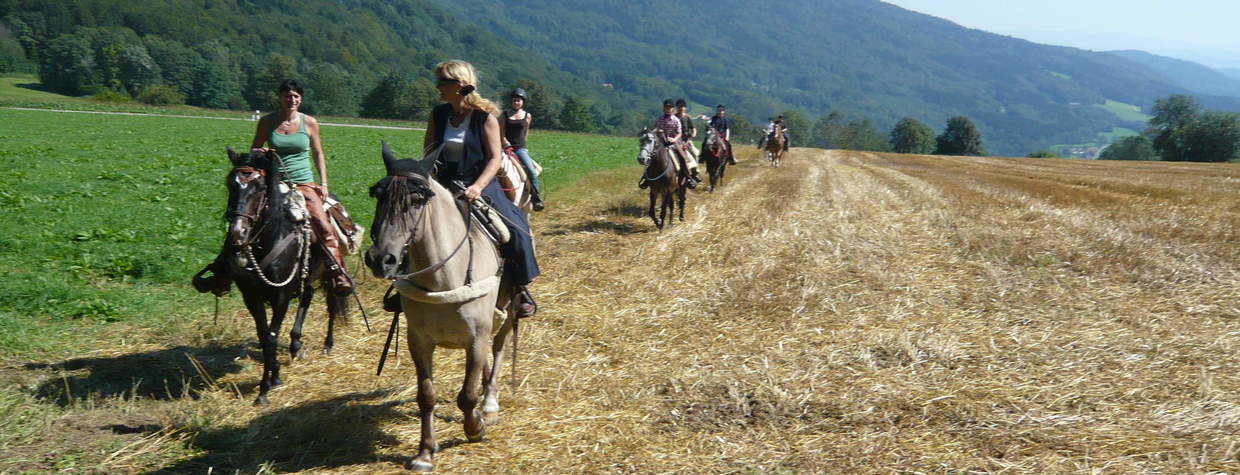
[1107,50,1240,99]
[428,0,1240,155]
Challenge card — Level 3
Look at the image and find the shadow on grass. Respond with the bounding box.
[24,344,249,406]
[153,389,415,473]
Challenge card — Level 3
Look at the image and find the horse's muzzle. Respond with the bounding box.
[364,248,401,279]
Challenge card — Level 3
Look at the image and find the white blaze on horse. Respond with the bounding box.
[364,143,518,472]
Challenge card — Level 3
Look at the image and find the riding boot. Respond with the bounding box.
[192,251,233,296]
[530,186,545,211]
[300,184,355,296]
[675,153,697,189]
[515,286,538,318]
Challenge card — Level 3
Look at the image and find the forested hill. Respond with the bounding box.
[0,0,645,126]
[428,0,1240,155]
[1107,50,1240,99]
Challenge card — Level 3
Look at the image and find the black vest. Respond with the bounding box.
[431,103,492,183]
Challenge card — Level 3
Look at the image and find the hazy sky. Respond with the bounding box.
[881,1,1240,69]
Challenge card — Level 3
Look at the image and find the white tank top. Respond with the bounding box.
[443,113,471,163]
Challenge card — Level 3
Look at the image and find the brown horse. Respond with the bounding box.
[637,127,686,229]
[765,127,786,167]
[700,126,730,192]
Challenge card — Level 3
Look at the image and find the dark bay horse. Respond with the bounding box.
[223,148,346,405]
[637,127,686,230]
[700,126,730,192]
[364,143,516,472]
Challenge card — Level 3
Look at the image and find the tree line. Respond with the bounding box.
[1099,95,1240,162]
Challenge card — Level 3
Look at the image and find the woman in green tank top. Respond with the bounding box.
[193,79,355,297]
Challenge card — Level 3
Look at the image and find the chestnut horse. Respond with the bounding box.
[764,127,786,167]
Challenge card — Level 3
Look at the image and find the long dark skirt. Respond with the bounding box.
[445,179,538,286]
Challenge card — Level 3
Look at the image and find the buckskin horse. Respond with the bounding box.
[765,126,786,167]
[637,127,686,229]
[700,126,730,192]
[364,143,517,472]
[221,148,347,405]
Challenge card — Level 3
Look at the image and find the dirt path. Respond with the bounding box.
[6,149,1239,472]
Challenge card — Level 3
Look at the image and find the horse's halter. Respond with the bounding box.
[371,173,480,281]
[227,166,269,247]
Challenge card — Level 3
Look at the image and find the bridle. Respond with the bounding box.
[225,154,310,288]
[376,174,477,282]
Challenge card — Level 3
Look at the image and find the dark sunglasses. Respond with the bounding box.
[436,78,459,87]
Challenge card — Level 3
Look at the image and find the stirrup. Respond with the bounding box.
[516,288,538,319]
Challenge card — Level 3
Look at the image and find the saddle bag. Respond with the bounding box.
[324,195,365,254]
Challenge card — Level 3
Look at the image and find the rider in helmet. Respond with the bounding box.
[674,99,704,185]
[500,87,545,211]
[652,99,698,188]
[708,104,735,165]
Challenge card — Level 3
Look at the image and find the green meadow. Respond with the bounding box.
[0,107,636,357]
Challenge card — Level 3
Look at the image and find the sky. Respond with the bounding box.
[881,1,1240,69]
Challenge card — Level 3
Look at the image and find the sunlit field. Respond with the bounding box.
[1,110,1237,471]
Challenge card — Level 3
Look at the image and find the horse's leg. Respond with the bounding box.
[324,291,340,355]
[678,187,687,222]
[482,307,514,425]
[648,189,661,229]
[266,290,292,389]
[289,280,313,361]
[407,338,437,472]
[460,337,489,443]
[659,190,670,229]
[242,292,274,405]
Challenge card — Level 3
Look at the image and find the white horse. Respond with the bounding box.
[364,142,517,471]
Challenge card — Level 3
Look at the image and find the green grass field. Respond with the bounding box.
[0,107,636,357]
[1097,99,1152,123]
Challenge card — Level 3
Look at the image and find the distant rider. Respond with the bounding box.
[708,104,735,164]
[674,99,704,185]
[500,87,545,211]
[652,99,698,188]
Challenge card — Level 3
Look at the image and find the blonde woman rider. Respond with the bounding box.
[423,60,539,317]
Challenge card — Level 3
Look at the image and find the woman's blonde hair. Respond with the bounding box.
[435,60,499,116]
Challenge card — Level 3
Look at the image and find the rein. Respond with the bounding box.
[641,143,673,184]
[228,153,311,289]
[384,176,477,282]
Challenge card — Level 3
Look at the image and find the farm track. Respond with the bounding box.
[5,149,1239,472]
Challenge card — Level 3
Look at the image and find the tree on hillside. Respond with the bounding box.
[246,53,298,111]
[812,111,845,148]
[0,24,35,73]
[116,44,158,97]
[1147,95,1240,162]
[144,36,200,99]
[935,116,986,156]
[779,109,810,147]
[190,40,242,109]
[303,62,355,117]
[39,32,94,95]
[889,117,935,154]
[360,71,413,120]
[1098,135,1156,161]
[559,96,596,133]
[844,118,890,152]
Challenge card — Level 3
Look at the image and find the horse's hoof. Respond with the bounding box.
[322,347,333,356]
[466,428,486,443]
[253,395,269,406]
[406,458,434,472]
[483,410,499,426]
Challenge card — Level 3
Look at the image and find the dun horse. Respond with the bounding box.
[700,126,730,192]
[637,127,686,229]
[765,127,786,167]
[221,149,346,405]
[364,143,516,472]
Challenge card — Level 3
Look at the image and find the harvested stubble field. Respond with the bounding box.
[4,147,1240,472]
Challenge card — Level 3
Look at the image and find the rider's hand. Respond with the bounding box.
[463,184,483,201]
[251,147,271,154]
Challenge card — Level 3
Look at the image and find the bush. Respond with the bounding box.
[89,90,131,103]
[1026,150,1057,158]
[136,84,185,105]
